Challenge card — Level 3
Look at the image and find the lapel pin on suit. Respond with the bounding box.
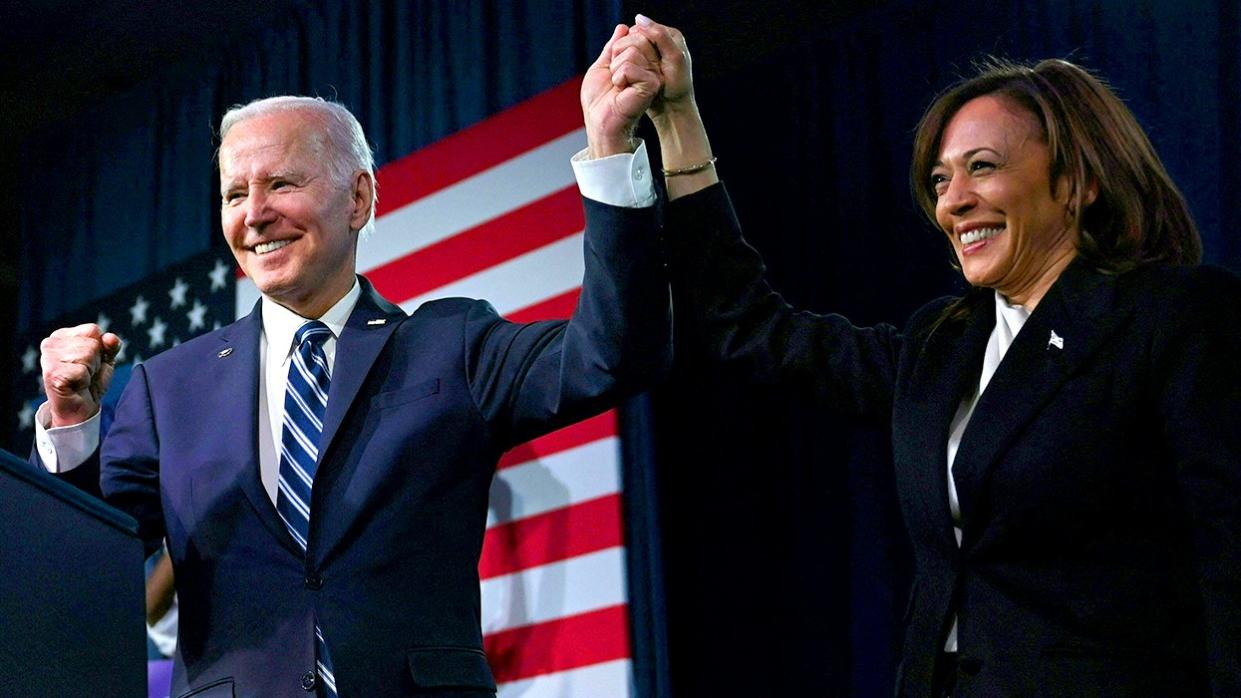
[367,318,387,326]
[1048,330,1064,350]
[218,347,234,358]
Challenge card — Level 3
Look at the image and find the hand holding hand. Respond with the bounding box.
[627,16,716,198]
[630,15,695,120]
[582,24,663,158]
[40,323,121,427]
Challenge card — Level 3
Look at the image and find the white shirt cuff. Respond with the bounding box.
[147,597,179,654]
[34,402,101,473]
[571,139,657,208]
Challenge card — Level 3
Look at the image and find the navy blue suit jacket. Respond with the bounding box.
[47,197,669,696]
[666,183,1241,697]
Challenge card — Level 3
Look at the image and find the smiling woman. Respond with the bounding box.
[926,95,1079,307]
[911,58,1200,315]
[621,16,1241,698]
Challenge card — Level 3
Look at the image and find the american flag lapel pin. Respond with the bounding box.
[1047,330,1064,350]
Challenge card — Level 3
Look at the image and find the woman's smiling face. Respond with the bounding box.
[931,94,1081,307]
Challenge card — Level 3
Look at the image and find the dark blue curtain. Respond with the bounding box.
[644,0,1241,695]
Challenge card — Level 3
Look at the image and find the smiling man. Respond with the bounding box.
[219,103,373,320]
[31,24,669,697]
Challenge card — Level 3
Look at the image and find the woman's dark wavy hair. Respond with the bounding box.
[911,58,1201,291]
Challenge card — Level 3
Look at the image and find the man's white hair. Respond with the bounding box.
[219,96,377,238]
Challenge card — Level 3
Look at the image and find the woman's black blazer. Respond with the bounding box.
[666,183,1241,697]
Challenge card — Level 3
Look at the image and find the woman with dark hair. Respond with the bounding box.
[624,16,1240,697]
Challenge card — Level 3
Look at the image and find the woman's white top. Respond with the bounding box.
[943,291,1031,652]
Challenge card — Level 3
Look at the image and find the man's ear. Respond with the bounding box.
[349,171,376,233]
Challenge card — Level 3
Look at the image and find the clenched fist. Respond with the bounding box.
[40,323,122,428]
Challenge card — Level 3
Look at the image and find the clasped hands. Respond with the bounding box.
[581,15,697,159]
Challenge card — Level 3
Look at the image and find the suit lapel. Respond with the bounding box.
[215,302,302,555]
[308,279,405,561]
[226,279,405,558]
[318,278,406,461]
[950,261,1127,533]
[902,293,995,551]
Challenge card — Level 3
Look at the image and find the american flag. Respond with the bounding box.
[12,76,635,696]
[231,76,634,695]
[12,251,238,449]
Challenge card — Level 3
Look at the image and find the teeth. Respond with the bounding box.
[961,227,1003,245]
[254,239,292,255]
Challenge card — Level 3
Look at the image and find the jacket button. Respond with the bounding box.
[301,670,316,691]
[305,574,323,590]
[959,656,983,676]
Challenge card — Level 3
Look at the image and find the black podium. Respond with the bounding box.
[0,448,146,696]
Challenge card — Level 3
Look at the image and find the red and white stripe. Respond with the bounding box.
[237,77,633,696]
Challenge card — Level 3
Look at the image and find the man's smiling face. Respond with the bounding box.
[219,109,363,317]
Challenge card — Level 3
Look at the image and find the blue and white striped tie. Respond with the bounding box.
[276,320,338,697]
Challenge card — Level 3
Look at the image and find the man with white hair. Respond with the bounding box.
[33,25,667,696]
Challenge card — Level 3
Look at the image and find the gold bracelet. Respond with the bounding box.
[662,157,717,177]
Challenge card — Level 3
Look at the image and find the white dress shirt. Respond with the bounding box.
[942,291,1031,652]
[254,281,360,503]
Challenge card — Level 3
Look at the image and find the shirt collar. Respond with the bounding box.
[993,290,1032,335]
[261,277,362,360]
